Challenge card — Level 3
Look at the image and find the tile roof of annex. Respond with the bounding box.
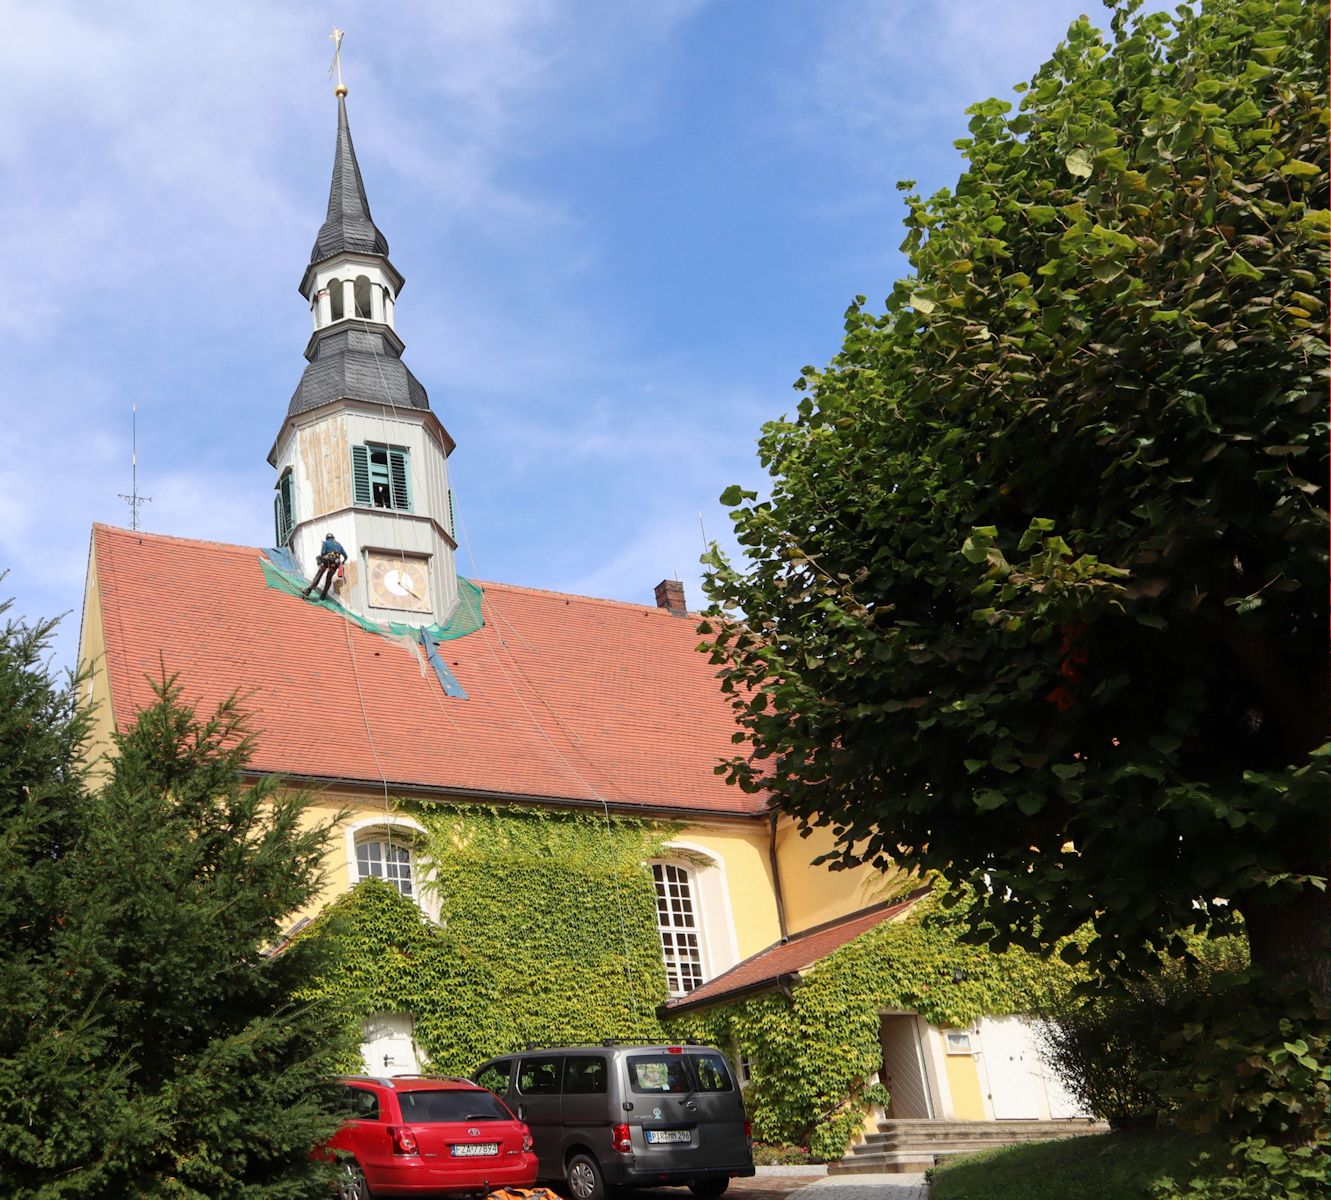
[659,890,927,1015]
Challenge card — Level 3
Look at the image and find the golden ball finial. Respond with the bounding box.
[334,83,349,97]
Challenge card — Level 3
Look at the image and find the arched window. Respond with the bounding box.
[356,833,415,899]
[651,861,705,996]
[330,279,345,321]
[353,275,373,318]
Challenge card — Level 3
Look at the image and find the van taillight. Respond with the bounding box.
[389,1126,419,1156]
[744,1119,752,1142]
[611,1122,632,1153]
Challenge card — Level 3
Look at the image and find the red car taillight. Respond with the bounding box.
[744,1119,752,1143]
[388,1125,419,1156]
[611,1122,633,1153]
[522,1131,534,1153]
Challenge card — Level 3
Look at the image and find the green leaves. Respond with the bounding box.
[702,0,1330,1028]
[1065,148,1094,178]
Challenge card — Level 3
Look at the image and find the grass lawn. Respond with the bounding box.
[928,1130,1228,1200]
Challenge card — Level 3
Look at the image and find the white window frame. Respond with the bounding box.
[344,815,438,921]
[652,860,706,997]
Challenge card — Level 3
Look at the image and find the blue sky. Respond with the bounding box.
[2,0,1117,672]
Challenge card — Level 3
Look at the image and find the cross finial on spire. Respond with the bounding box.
[329,28,348,97]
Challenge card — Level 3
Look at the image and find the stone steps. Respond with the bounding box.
[829,1119,1108,1175]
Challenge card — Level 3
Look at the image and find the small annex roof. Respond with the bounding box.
[87,524,767,819]
[659,890,927,1016]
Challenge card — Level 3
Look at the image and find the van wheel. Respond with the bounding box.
[566,1153,606,1200]
[689,1180,729,1199]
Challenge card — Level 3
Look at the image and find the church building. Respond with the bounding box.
[76,82,1092,1168]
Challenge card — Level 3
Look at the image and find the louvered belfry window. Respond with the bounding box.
[273,469,295,545]
[652,862,705,996]
[352,443,411,511]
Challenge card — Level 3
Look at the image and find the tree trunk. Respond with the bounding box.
[1241,886,1331,1006]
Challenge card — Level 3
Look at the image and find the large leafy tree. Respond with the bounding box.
[0,612,346,1198]
[704,0,1328,998]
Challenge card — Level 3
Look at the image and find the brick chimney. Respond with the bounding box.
[654,578,687,616]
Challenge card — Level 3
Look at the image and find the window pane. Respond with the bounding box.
[692,1054,734,1093]
[628,1055,692,1094]
[517,1057,562,1095]
[357,838,415,899]
[652,862,704,995]
[562,1056,607,1095]
[474,1062,511,1095]
[397,1090,512,1123]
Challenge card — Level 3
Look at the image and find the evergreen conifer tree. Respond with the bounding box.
[0,605,348,1197]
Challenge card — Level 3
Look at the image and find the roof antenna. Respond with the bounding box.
[117,403,150,531]
[698,510,709,552]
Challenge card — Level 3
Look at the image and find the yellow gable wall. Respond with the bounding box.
[774,815,909,934]
[75,542,119,788]
[670,822,783,962]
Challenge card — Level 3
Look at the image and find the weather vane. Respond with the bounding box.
[329,28,348,97]
[117,403,151,531]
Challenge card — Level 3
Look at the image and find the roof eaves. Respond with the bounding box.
[245,770,769,823]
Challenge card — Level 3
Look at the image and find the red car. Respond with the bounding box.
[325,1075,538,1199]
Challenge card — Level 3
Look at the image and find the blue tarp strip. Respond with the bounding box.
[419,628,469,700]
[265,547,303,577]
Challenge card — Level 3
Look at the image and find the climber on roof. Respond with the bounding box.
[302,531,348,601]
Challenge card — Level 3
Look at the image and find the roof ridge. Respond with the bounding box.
[480,578,698,616]
[93,524,263,555]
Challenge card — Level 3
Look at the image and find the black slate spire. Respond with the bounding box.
[310,95,389,263]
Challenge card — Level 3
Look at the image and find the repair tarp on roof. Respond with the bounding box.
[89,524,766,817]
[659,891,927,1015]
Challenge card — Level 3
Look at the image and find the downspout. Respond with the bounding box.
[768,812,789,941]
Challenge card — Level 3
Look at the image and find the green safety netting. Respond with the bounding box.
[259,554,485,641]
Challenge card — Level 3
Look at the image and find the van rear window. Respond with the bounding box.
[692,1053,734,1092]
[397,1090,512,1123]
[627,1055,692,1094]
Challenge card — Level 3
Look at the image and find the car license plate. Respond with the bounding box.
[451,1143,499,1157]
[646,1130,691,1145]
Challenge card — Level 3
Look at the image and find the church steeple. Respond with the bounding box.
[268,53,461,630]
[310,95,390,263]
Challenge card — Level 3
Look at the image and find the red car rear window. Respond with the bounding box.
[397,1090,513,1123]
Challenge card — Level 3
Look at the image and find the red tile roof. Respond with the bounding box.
[660,891,927,1014]
[88,524,767,817]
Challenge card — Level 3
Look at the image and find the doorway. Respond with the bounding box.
[879,1014,934,1119]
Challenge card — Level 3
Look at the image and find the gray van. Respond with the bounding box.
[471,1043,754,1200]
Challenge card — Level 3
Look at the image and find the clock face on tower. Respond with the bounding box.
[367,553,431,613]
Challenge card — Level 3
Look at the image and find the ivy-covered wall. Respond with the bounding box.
[299,808,1087,1162]
[668,891,1081,1160]
[302,805,674,1075]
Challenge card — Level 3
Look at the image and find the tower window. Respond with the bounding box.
[273,469,295,546]
[352,443,411,511]
[651,861,705,996]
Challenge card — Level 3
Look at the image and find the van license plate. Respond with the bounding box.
[451,1143,499,1157]
[646,1130,691,1145]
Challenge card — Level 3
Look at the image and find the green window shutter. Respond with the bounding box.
[447,488,455,536]
[279,472,295,543]
[351,445,372,506]
[388,448,411,511]
[273,494,282,546]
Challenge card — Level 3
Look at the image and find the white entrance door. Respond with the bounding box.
[361,1012,420,1076]
[977,1016,1042,1119]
